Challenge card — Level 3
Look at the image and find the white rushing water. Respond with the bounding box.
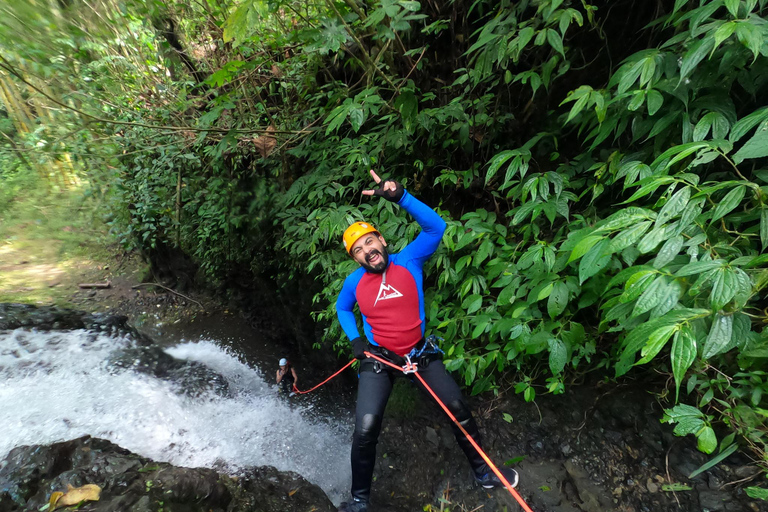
[0,329,351,503]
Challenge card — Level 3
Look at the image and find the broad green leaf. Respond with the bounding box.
[676,260,724,277]
[512,202,537,225]
[547,281,569,319]
[662,404,703,428]
[679,36,715,82]
[671,326,697,400]
[628,91,645,111]
[697,426,717,454]
[474,239,494,266]
[608,221,653,253]
[732,312,752,350]
[620,271,657,303]
[731,268,753,309]
[714,21,737,52]
[735,21,763,59]
[724,0,740,17]
[657,187,691,227]
[651,279,683,318]
[498,283,518,306]
[672,0,688,15]
[729,107,768,142]
[745,487,768,500]
[486,150,519,183]
[710,268,737,310]
[562,86,592,123]
[537,282,555,301]
[596,207,655,232]
[733,121,768,164]
[632,276,669,317]
[348,106,365,132]
[579,239,611,283]
[702,313,733,359]
[621,177,675,204]
[548,337,567,374]
[568,235,604,263]
[463,294,483,314]
[710,186,745,223]
[637,226,667,254]
[761,208,768,251]
[637,324,678,365]
[399,0,421,11]
[607,265,654,289]
[651,142,710,172]
[647,89,663,116]
[546,28,565,56]
[676,197,705,233]
[654,235,684,269]
[620,309,711,370]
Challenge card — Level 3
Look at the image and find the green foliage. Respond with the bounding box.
[10,0,768,480]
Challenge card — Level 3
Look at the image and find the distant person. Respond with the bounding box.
[334,170,518,512]
[276,358,297,396]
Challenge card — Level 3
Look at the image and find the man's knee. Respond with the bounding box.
[447,399,473,426]
[354,414,383,446]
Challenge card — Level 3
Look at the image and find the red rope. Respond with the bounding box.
[364,351,536,512]
[291,359,356,395]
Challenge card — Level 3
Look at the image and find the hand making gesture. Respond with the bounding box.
[362,169,404,203]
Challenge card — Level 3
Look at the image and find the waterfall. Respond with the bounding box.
[0,329,351,504]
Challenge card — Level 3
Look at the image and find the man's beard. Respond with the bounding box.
[361,249,389,273]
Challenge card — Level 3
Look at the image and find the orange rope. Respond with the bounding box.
[291,359,356,395]
[364,351,536,512]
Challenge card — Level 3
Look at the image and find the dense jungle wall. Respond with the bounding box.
[1,0,767,495]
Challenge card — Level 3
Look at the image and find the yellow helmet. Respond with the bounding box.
[343,221,379,254]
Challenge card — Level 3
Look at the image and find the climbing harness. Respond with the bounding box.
[361,336,444,374]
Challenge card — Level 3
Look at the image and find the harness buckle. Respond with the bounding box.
[402,354,418,374]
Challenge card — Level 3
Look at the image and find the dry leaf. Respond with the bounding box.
[252,125,277,158]
[51,484,101,510]
[288,488,298,496]
[48,492,64,510]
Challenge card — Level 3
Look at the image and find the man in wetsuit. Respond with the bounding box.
[276,357,297,396]
[335,170,518,512]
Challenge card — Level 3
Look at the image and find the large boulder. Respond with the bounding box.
[0,436,334,512]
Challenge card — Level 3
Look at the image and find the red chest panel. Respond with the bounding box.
[357,263,422,354]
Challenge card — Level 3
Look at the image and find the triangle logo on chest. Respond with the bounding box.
[374,282,403,306]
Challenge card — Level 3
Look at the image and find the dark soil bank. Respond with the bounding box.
[366,381,765,512]
[1,304,765,512]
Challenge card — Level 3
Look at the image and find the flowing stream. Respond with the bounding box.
[0,328,352,504]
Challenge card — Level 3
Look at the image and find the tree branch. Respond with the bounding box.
[0,57,310,136]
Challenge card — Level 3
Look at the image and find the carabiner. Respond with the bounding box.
[402,354,419,374]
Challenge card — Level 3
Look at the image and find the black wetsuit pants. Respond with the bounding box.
[351,359,489,502]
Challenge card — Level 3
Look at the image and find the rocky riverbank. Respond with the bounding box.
[0,436,334,512]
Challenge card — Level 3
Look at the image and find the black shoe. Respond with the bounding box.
[338,498,368,512]
[475,467,519,489]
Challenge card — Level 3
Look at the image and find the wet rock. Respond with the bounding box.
[734,466,758,478]
[0,436,335,512]
[107,345,230,396]
[698,490,731,511]
[564,459,614,512]
[425,427,439,448]
[0,303,152,345]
